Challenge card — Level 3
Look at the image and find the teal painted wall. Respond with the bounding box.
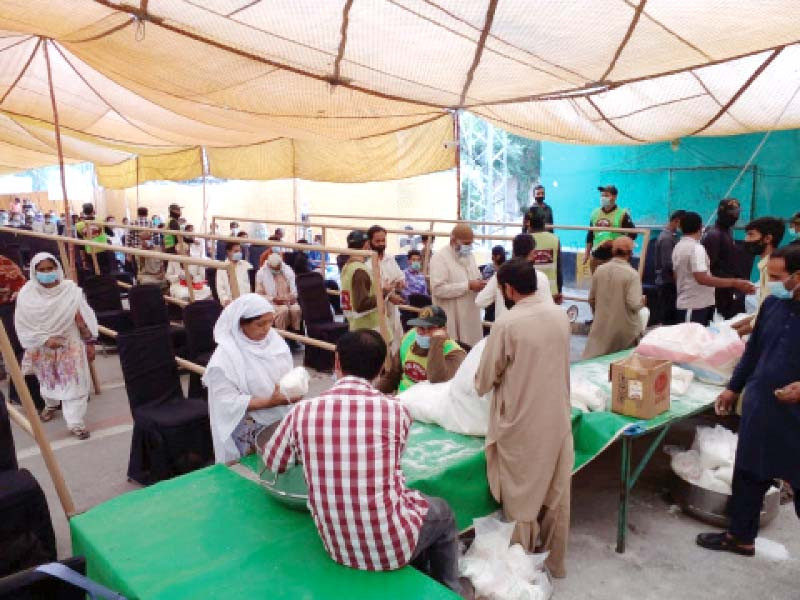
[540,129,800,248]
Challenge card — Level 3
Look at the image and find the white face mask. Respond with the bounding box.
[601,195,613,208]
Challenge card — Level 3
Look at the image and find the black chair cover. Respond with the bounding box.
[0,470,56,578]
[324,280,342,314]
[0,304,44,412]
[0,557,87,600]
[117,325,213,484]
[82,275,132,339]
[128,284,186,356]
[400,293,433,331]
[0,397,18,473]
[183,299,221,398]
[0,245,23,269]
[296,272,347,371]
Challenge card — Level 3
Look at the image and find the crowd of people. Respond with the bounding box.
[2,192,799,596]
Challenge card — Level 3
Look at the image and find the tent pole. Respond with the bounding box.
[135,156,140,212]
[43,38,77,280]
[201,147,208,234]
[0,321,76,517]
[454,110,462,221]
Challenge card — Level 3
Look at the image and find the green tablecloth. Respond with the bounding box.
[70,465,458,600]
[70,350,720,599]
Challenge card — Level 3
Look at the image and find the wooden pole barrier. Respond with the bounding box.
[6,401,34,437]
[0,321,76,517]
[227,262,241,300]
[371,254,391,358]
[56,240,75,282]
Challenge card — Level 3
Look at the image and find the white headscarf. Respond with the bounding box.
[15,253,98,350]
[202,294,293,462]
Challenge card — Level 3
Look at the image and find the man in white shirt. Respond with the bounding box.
[672,212,754,325]
[217,241,253,306]
[366,225,405,350]
[476,234,552,322]
[430,223,485,346]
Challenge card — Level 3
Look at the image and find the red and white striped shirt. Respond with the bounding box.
[263,376,429,571]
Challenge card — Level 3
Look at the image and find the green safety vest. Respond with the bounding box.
[340,260,380,332]
[84,232,109,255]
[590,206,628,247]
[531,231,559,295]
[398,330,461,392]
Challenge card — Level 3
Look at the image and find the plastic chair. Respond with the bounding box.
[116,325,213,485]
[295,272,348,372]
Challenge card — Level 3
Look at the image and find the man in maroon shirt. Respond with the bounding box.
[263,330,462,594]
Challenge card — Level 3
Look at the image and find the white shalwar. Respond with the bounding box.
[15,253,98,428]
[166,261,212,302]
[202,294,294,463]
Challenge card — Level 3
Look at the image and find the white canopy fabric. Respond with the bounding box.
[0,1,798,182]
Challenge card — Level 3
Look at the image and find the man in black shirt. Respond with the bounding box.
[654,210,686,324]
[702,198,749,319]
[526,184,553,228]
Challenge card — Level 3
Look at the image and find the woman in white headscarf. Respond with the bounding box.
[202,294,300,463]
[15,253,98,439]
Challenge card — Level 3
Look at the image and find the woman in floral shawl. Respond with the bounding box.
[15,253,98,439]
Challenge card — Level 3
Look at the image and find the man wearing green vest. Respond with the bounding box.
[377,305,466,394]
[163,203,182,254]
[340,230,402,342]
[528,209,563,304]
[583,185,637,273]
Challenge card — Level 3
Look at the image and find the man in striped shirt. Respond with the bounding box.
[263,330,462,594]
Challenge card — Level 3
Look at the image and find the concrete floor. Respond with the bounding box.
[8,335,798,600]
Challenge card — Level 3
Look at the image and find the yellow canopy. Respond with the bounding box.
[0,1,799,183]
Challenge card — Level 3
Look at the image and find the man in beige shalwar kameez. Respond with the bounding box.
[475,258,573,578]
[583,237,646,360]
[430,223,486,347]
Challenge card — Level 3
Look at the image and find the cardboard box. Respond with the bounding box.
[609,354,672,420]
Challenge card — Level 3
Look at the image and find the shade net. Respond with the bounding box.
[0,1,799,182]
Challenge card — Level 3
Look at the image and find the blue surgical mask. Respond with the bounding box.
[791,229,800,240]
[36,271,59,285]
[231,252,243,261]
[458,244,472,258]
[767,276,797,300]
[416,334,431,349]
[152,217,161,226]
[410,261,422,271]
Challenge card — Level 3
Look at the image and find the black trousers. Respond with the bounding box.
[728,468,800,543]
[675,306,714,326]
[410,495,462,595]
[657,282,678,325]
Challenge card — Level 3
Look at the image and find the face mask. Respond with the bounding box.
[717,210,739,227]
[767,275,797,300]
[743,240,766,256]
[231,252,243,261]
[535,195,545,204]
[410,261,421,271]
[600,196,612,209]
[415,334,431,349]
[36,271,59,285]
[458,244,472,257]
[152,218,161,226]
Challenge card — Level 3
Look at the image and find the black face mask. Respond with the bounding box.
[535,195,545,204]
[743,239,766,256]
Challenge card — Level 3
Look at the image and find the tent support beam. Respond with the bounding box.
[458,0,497,106]
[601,0,647,81]
[43,38,77,279]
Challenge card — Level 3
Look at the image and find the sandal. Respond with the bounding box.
[40,407,59,422]
[70,426,90,440]
[696,532,754,556]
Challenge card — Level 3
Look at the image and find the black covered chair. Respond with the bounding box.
[0,245,23,269]
[324,280,342,315]
[0,557,90,600]
[183,299,222,398]
[400,292,432,332]
[0,400,57,578]
[128,284,187,357]
[117,325,213,485]
[0,304,44,412]
[82,275,132,340]
[295,272,348,372]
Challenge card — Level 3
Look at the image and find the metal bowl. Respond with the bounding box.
[670,472,780,529]
[259,464,309,512]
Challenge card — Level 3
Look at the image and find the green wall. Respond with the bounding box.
[540,129,800,248]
